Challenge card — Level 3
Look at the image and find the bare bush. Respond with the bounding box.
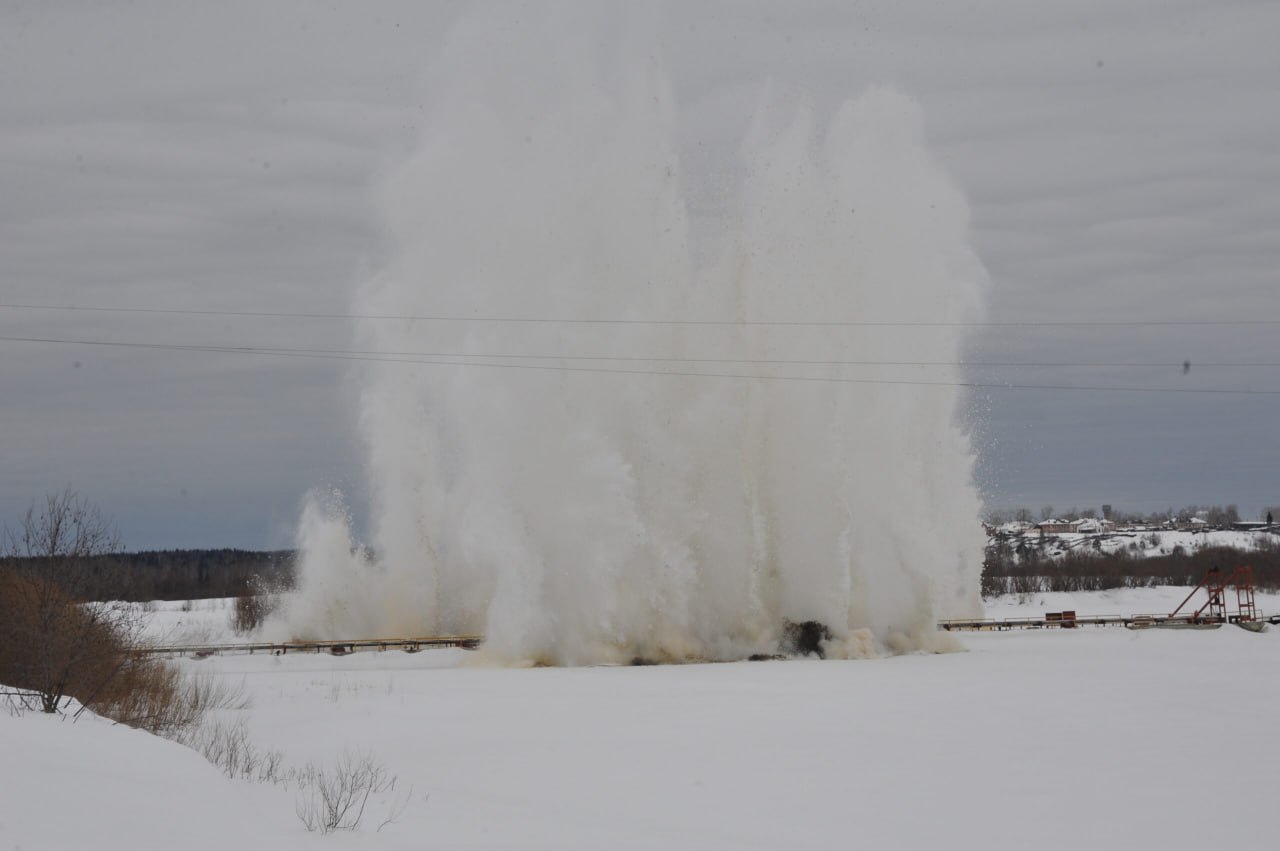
[0,569,148,715]
[3,690,39,716]
[182,720,411,831]
[80,660,245,736]
[1,491,247,738]
[177,724,413,833]
[182,718,286,784]
[1,490,137,714]
[92,653,192,733]
[378,785,415,833]
[168,699,415,834]
[295,753,398,834]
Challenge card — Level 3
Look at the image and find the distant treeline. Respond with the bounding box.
[0,549,296,602]
[9,540,1280,604]
[982,543,1280,596]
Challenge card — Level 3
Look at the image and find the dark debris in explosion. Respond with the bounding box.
[782,620,833,659]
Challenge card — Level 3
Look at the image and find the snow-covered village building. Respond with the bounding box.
[1037,519,1075,534]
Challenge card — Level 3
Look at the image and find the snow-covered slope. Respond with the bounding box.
[989,527,1278,559]
[0,706,293,850]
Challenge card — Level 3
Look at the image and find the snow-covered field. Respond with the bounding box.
[5,587,1279,850]
[142,597,240,645]
[986,584,1280,619]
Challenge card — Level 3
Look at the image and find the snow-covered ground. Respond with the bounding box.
[6,587,1278,850]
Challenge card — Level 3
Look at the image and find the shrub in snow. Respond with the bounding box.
[295,752,400,833]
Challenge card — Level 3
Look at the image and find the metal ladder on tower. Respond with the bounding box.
[1232,565,1257,623]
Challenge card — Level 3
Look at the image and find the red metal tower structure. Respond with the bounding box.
[1169,565,1257,623]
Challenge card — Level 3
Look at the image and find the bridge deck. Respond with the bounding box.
[937,613,1279,631]
[140,613,1277,656]
[142,635,483,657]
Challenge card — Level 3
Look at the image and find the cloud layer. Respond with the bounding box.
[2,1,1277,546]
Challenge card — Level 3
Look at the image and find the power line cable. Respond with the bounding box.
[3,334,1278,396]
[2,334,1274,369]
[3,302,1279,328]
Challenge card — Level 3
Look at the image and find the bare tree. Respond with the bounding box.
[1,489,136,713]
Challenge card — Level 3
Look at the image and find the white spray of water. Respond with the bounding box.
[273,20,989,664]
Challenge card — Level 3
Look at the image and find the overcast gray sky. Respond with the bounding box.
[2,1,1277,549]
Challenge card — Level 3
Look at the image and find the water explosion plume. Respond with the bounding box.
[274,17,989,664]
